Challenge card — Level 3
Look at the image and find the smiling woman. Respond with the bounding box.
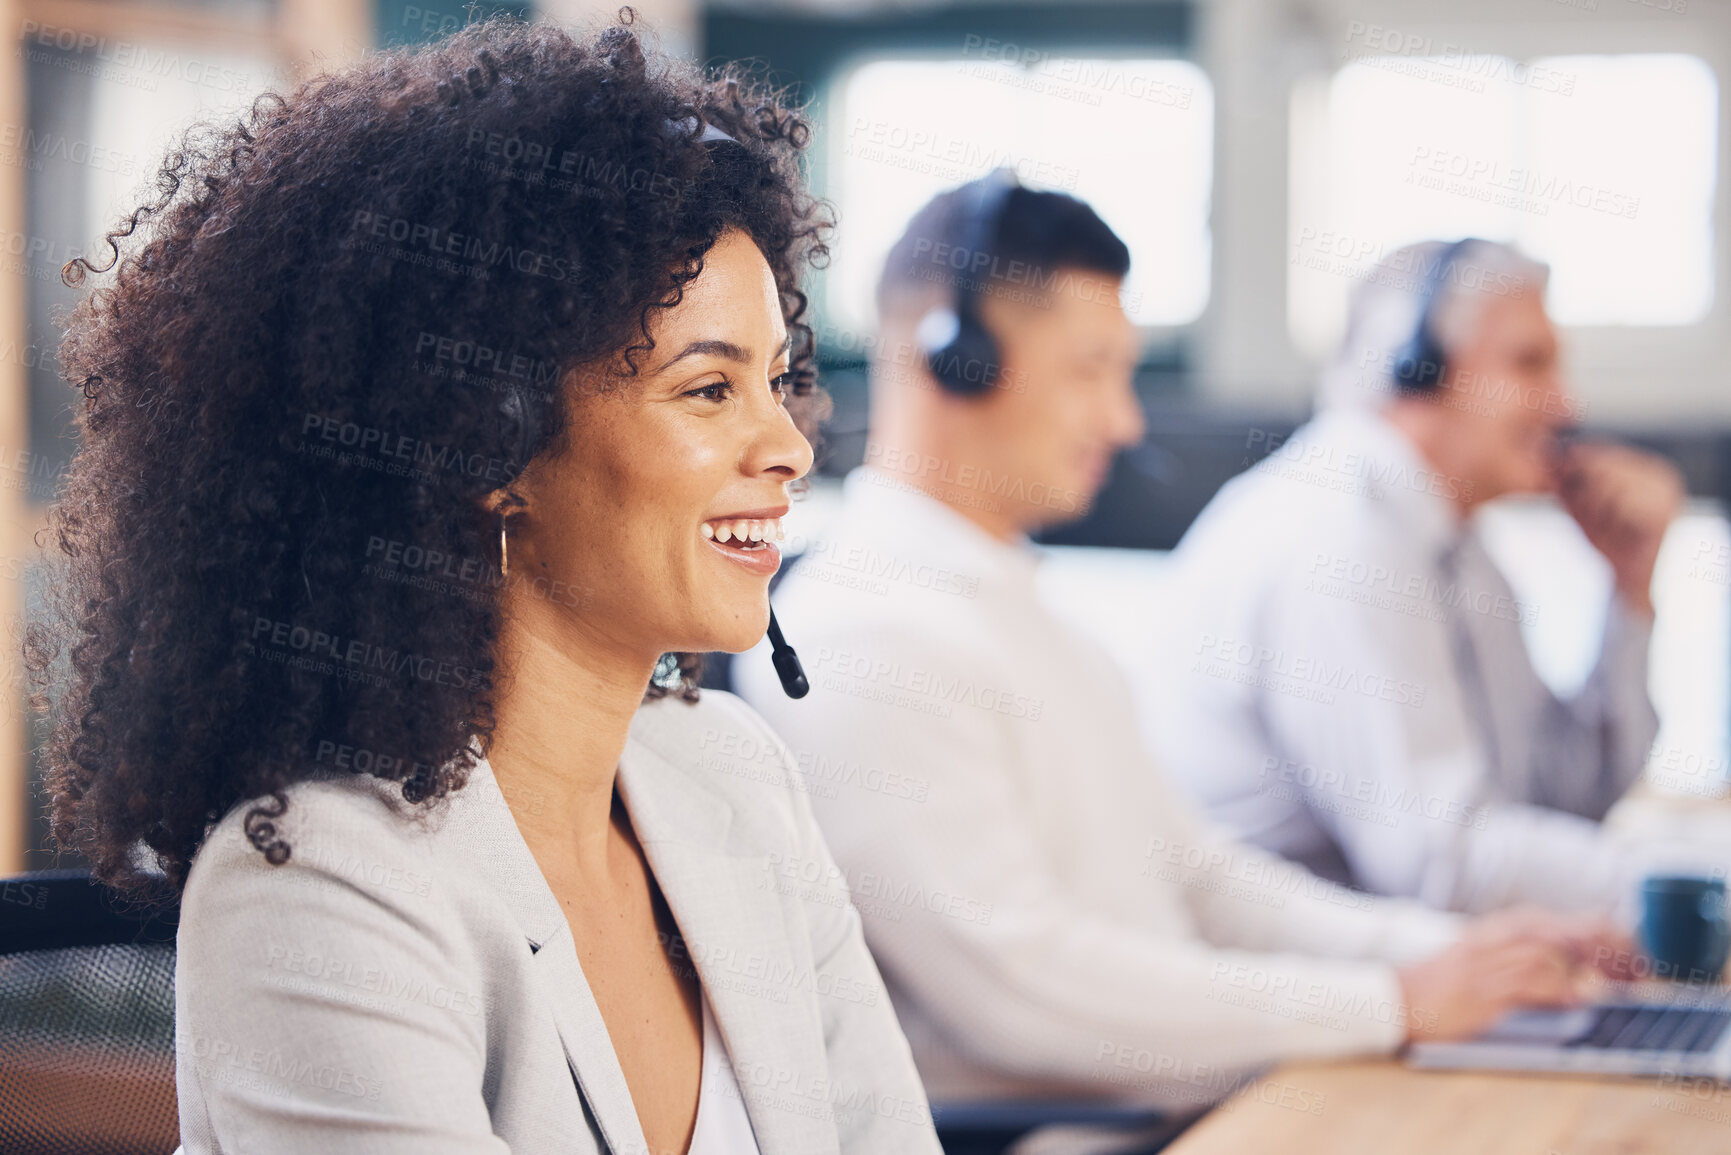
[27,11,939,1155]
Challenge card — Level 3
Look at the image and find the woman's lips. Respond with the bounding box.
[704,536,781,577]
[701,515,785,578]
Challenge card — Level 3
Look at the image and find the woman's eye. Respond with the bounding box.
[687,380,732,402]
[770,373,794,401]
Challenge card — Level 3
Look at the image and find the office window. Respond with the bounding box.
[84,44,282,245]
[1290,53,1718,354]
[825,56,1213,338]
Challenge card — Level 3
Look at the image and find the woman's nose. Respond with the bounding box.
[748,394,815,480]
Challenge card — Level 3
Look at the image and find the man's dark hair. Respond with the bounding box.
[876,180,1131,319]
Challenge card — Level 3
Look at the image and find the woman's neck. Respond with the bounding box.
[486,603,658,877]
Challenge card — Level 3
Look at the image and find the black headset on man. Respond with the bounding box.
[1391,236,1490,394]
[495,114,812,699]
[913,166,1024,397]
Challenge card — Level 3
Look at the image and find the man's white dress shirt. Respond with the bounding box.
[1147,406,1659,917]
[736,467,1460,1110]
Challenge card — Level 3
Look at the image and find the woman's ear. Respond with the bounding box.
[480,483,532,520]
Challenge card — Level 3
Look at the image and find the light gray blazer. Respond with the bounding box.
[172,690,941,1154]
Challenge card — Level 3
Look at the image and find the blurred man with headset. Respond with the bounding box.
[1146,238,1686,918]
[738,178,1623,1123]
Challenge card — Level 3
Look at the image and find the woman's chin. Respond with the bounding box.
[681,612,771,657]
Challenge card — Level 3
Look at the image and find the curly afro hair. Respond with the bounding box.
[27,10,833,904]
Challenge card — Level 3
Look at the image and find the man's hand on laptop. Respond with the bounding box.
[1397,906,1634,1042]
[1463,905,1637,980]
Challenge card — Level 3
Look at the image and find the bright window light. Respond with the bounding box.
[85,42,283,252]
[826,56,1213,336]
[1289,53,1717,354]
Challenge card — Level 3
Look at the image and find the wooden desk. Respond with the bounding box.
[1162,1059,1731,1154]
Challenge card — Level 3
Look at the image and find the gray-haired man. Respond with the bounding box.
[1149,238,1685,916]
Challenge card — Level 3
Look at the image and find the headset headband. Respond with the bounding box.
[1394,236,1485,392]
[499,115,742,467]
[951,167,1021,319]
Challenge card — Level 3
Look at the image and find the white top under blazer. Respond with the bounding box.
[692,992,762,1154]
[171,690,939,1155]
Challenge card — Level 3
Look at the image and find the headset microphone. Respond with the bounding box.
[766,609,808,699]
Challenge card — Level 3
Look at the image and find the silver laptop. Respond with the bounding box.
[1409,987,1731,1079]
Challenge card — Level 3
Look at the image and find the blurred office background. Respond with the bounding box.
[6,0,1729,873]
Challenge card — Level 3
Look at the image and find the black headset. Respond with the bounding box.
[496,116,810,699]
[914,167,1022,397]
[496,116,741,468]
[1391,236,1487,393]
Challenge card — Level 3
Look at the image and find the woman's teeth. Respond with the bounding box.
[701,518,786,547]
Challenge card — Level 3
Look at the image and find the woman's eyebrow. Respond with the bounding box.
[655,333,792,373]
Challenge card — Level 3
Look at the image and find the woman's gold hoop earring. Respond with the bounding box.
[499,513,510,578]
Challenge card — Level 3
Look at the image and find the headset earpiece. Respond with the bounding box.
[915,167,1022,398]
[498,383,540,476]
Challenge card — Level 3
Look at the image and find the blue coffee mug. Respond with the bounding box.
[1640,875,1730,984]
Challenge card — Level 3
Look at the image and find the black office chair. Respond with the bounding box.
[930,1098,1194,1154]
[0,869,180,1155]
